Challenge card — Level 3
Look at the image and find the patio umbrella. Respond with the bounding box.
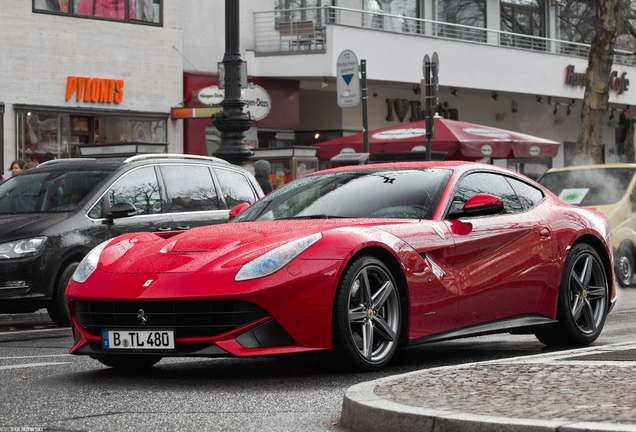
[313,118,560,161]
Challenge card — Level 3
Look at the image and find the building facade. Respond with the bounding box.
[0,1,183,174]
[179,0,636,179]
[2,1,636,181]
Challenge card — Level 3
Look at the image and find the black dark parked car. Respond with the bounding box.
[0,154,263,326]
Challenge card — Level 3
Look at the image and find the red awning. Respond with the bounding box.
[314,118,560,161]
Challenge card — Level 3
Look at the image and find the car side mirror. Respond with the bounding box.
[229,202,251,219]
[449,194,504,218]
[106,202,138,219]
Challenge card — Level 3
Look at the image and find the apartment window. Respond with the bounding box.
[33,0,162,25]
[500,0,546,50]
[436,0,486,41]
[557,0,597,43]
[437,0,486,28]
[275,0,333,26]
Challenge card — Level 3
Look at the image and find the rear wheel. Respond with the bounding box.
[536,243,608,346]
[332,256,401,371]
[47,262,78,327]
[93,355,162,369]
[616,245,634,287]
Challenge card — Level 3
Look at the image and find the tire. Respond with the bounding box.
[93,355,162,369]
[615,245,634,287]
[47,262,78,327]
[536,243,608,346]
[332,255,401,371]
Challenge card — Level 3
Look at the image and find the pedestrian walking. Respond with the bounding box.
[254,160,273,194]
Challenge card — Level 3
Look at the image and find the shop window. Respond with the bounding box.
[257,130,296,148]
[33,0,162,25]
[17,111,71,162]
[15,108,167,161]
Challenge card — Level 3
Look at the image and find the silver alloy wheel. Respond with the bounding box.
[347,264,400,363]
[568,251,608,335]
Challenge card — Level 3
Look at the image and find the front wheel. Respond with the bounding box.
[47,262,78,327]
[616,245,634,287]
[536,243,608,346]
[332,256,401,371]
[93,355,162,369]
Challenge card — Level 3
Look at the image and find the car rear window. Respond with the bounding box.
[0,170,112,213]
[539,168,636,206]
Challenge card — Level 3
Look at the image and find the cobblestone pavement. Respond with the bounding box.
[341,342,636,432]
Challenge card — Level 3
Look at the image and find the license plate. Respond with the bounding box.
[102,329,175,350]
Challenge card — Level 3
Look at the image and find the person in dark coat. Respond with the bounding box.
[254,160,273,194]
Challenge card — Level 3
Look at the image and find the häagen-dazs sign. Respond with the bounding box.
[196,83,272,121]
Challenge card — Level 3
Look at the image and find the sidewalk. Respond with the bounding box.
[341,341,636,432]
[0,309,52,326]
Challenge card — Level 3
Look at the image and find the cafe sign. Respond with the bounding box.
[565,65,629,94]
[195,83,272,121]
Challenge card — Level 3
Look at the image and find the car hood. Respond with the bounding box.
[0,213,69,241]
[98,218,410,274]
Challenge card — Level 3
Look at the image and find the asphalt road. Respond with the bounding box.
[1,288,635,432]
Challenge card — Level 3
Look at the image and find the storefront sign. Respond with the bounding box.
[463,128,511,138]
[65,76,124,103]
[565,65,629,94]
[195,83,271,121]
[372,129,427,140]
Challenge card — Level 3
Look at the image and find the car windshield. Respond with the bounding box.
[232,168,452,222]
[0,169,112,214]
[539,167,636,206]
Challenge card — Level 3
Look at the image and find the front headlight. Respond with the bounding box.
[72,240,111,283]
[235,233,322,281]
[0,237,47,260]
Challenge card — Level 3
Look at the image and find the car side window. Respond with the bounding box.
[214,168,257,208]
[450,172,522,216]
[161,165,221,212]
[108,167,163,215]
[506,177,544,211]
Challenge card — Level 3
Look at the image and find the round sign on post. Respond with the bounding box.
[337,50,360,108]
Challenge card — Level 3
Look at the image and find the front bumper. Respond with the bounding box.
[67,257,342,358]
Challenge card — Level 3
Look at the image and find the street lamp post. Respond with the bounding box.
[211,0,254,166]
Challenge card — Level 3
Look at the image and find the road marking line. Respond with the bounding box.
[0,354,72,360]
[0,362,69,370]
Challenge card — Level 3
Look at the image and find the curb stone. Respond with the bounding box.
[340,342,636,432]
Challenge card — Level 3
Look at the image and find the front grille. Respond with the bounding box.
[74,301,268,338]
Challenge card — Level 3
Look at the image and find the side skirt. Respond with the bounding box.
[406,314,558,347]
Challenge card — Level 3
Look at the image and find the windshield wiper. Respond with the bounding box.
[279,214,329,220]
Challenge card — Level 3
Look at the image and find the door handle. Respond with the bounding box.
[539,228,551,238]
[175,225,190,230]
[157,227,172,231]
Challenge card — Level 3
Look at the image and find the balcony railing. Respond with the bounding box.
[254,6,635,66]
